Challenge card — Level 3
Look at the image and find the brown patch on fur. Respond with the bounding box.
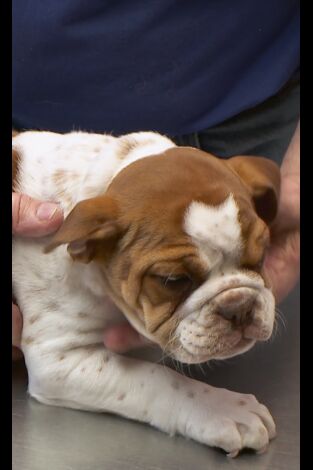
[46,300,60,311]
[59,355,65,361]
[187,391,195,398]
[118,393,126,401]
[116,137,140,160]
[53,169,79,185]
[24,336,34,345]
[53,169,67,186]
[78,312,88,318]
[238,400,246,406]
[76,327,101,335]
[29,314,41,324]
[98,367,103,373]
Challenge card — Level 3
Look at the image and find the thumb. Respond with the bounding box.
[103,323,154,353]
[12,193,63,237]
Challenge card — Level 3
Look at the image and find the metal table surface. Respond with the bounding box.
[13,284,299,470]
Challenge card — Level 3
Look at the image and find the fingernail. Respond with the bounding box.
[36,203,60,221]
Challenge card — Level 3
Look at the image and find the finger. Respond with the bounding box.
[103,323,153,353]
[12,347,24,361]
[12,193,63,237]
[12,303,23,348]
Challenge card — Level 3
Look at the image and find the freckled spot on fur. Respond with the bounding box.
[76,327,101,335]
[29,314,40,324]
[53,169,66,186]
[31,268,42,279]
[46,300,60,311]
[117,138,138,160]
[118,393,126,401]
[24,336,34,345]
[81,367,86,373]
[172,382,180,390]
[238,400,246,406]
[59,355,65,361]
[203,388,210,394]
[140,382,144,388]
[94,146,101,153]
[98,367,103,373]
[150,368,155,374]
[78,312,88,318]
[187,391,195,399]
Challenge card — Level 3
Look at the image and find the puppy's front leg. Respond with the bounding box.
[26,346,275,455]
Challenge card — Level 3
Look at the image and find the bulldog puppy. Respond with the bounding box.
[12,130,280,457]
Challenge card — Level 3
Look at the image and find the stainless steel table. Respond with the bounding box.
[13,284,299,470]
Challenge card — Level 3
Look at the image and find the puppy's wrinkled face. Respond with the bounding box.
[47,147,280,364]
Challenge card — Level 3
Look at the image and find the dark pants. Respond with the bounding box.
[172,78,300,165]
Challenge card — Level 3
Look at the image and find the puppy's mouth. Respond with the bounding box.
[172,332,256,365]
[172,330,267,366]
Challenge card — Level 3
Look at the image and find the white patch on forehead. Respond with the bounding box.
[184,194,242,264]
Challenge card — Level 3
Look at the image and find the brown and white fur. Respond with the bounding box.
[12,130,280,457]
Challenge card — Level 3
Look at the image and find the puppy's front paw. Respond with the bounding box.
[184,387,276,457]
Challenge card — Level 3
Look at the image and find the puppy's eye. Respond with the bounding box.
[154,275,193,290]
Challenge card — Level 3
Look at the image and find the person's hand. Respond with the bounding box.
[264,122,300,304]
[12,193,64,360]
[103,323,153,353]
[264,175,300,304]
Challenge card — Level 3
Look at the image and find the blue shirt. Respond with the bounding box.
[13,0,299,135]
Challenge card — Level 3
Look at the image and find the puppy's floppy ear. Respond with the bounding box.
[227,156,281,224]
[44,196,122,263]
